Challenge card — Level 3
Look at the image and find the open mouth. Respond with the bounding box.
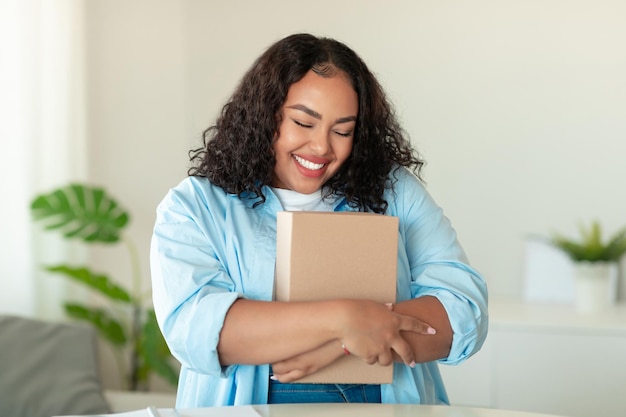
[293,155,325,171]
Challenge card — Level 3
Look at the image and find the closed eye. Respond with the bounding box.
[292,119,312,128]
[292,117,352,137]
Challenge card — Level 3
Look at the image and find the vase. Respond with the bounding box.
[573,261,618,313]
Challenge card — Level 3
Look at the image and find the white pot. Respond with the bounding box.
[573,261,618,313]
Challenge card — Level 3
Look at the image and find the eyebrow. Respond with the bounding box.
[286,104,357,124]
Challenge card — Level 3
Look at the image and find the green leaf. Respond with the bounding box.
[606,228,626,261]
[551,221,626,262]
[138,309,179,386]
[30,183,130,243]
[64,303,127,346]
[47,265,132,303]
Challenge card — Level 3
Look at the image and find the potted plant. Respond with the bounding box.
[30,183,178,391]
[551,221,626,312]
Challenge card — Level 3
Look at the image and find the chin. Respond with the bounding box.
[291,182,324,195]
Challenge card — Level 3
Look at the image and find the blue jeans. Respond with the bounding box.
[268,378,382,404]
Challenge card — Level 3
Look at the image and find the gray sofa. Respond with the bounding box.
[0,315,175,417]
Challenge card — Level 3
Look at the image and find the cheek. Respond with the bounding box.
[336,139,354,163]
[274,126,298,151]
[272,133,289,157]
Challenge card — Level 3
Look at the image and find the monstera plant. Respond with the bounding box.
[30,183,178,391]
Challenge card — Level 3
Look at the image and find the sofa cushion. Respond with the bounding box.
[0,314,111,417]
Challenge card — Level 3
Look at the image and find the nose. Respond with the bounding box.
[309,129,331,155]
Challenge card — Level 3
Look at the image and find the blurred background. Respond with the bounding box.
[1,0,625,413]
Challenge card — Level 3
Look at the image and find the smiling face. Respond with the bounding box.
[272,69,358,194]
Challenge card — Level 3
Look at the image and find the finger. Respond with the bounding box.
[363,354,378,365]
[273,369,306,383]
[391,337,416,367]
[377,351,394,367]
[271,362,288,375]
[397,314,437,335]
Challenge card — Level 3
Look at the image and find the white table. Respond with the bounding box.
[251,403,567,417]
[72,403,568,417]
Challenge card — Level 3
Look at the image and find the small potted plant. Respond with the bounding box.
[551,221,626,312]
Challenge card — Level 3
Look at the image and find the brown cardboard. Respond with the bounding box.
[275,211,399,384]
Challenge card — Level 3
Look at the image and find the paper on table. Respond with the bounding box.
[176,407,261,417]
[55,406,261,417]
[53,408,171,417]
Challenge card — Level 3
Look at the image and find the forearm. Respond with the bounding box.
[270,297,448,382]
[218,297,434,367]
[218,298,341,366]
[393,296,453,363]
[271,340,346,382]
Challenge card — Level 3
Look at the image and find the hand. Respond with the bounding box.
[271,340,345,383]
[337,299,436,367]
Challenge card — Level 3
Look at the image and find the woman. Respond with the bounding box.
[150,33,488,407]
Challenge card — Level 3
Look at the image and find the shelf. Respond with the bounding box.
[489,298,626,336]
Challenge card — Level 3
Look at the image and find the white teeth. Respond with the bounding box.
[294,155,325,170]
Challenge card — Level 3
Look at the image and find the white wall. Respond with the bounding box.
[83,0,626,302]
[1,0,88,318]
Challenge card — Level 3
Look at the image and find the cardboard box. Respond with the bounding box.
[275,211,399,384]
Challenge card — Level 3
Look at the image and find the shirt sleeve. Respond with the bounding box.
[150,180,240,377]
[392,168,489,365]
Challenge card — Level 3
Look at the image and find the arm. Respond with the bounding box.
[217,297,435,367]
[392,296,452,362]
[271,339,345,382]
[397,167,488,365]
[270,296,450,383]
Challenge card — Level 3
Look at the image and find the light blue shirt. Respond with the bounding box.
[150,167,488,407]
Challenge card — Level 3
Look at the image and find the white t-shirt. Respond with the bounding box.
[270,188,334,212]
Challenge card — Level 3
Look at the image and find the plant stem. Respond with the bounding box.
[110,341,129,390]
[123,236,142,303]
[123,235,144,391]
[130,304,141,391]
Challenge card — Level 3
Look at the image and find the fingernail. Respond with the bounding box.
[427,327,437,335]
[385,302,394,311]
[409,361,416,368]
[270,375,277,380]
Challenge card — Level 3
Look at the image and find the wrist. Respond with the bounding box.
[322,299,352,341]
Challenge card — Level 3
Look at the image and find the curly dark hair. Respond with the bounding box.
[188,33,424,213]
